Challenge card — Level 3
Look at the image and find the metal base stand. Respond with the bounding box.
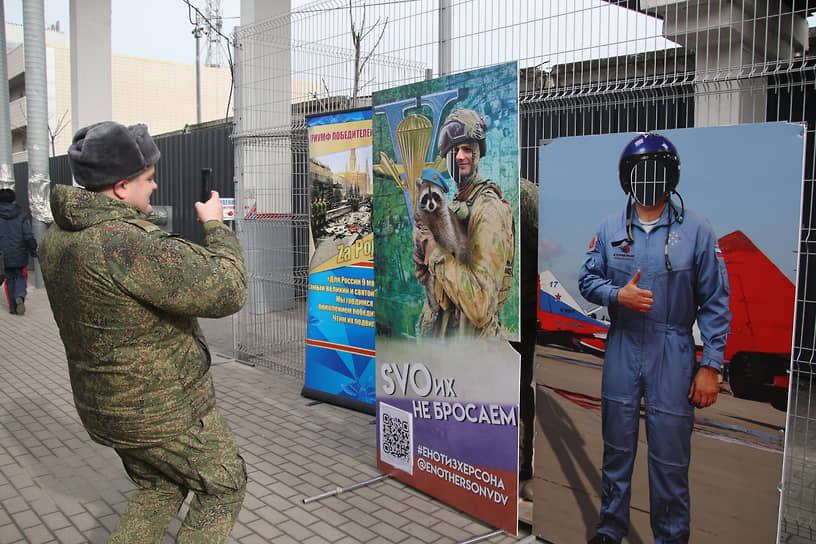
[455,531,537,544]
[211,352,255,367]
[303,474,535,543]
[302,474,391,504]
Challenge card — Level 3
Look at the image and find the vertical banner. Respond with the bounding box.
[533,123,805,543]
[373,62,521,534]
[302,109,375,413]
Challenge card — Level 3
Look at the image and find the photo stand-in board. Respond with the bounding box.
[532,123,804,543]
[373,62,523,535]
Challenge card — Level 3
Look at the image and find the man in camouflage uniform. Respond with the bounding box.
[39,122,248,543]
[414,108,515,338]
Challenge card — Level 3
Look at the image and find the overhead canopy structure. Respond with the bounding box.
[605,0,812,16]
[603,0,811,126]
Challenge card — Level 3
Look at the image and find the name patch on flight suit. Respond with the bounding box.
[612,242,634,261]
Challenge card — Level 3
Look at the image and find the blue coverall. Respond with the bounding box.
[578,203,730,543]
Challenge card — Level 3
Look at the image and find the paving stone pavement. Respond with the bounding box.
[0,287,533,543]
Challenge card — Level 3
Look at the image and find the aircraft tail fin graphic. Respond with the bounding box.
[718,230,795,358]
[537,269,610,339]
[539,270,587,316]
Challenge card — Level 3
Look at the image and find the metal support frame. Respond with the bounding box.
[302,474,390,504]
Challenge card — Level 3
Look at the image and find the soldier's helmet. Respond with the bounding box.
[618,132,680,207]
[438,108,488,158]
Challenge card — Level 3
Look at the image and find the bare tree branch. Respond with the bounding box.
[349,0,388,106]
[358,17,388,75]
[48,110,71,157]
[17,102,71,157]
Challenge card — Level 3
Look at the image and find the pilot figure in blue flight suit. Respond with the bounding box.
[579,133,731,544]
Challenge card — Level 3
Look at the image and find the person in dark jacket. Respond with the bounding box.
[0,188,37,315]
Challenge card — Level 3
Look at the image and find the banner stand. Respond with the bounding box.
[455,532,536,544]
[303,475,536,543]
[301,387,375,415]
[303,475,535,543]
[301,474,390,504]
[303,108,376,414]
[455,530,504,544]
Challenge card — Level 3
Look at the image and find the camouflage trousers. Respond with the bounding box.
[511,319,537,481]
[110,407,246,544]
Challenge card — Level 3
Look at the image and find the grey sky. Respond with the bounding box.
[1,0,678,70]
[2,0,308,66]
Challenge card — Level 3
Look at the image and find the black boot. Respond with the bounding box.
[518,479,534,501]
[588,534,619,544]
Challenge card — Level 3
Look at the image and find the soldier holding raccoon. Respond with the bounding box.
[412,109,537,499]
[412,108,515,339]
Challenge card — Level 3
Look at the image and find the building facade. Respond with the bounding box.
[5,22,233,162]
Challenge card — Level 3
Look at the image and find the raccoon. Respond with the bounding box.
[415,177,472,265]
[415,176,472,313]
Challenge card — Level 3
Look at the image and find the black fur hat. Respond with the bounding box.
[68,121,160,189]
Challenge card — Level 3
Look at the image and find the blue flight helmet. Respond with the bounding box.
[616,132,685,271]
[618,132,680,207]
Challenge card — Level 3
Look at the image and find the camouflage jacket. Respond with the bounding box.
[39,185,247,449]
[424,175,515,337]
[518,178,539,332]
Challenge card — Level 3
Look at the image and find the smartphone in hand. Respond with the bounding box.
[200,168,213,202]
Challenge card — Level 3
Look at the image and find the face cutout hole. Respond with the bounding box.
[630,160,669,206]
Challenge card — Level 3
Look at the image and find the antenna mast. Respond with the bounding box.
[203,0,223,68]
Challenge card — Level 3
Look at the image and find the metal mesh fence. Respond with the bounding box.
[232,1,816,538]
[231,4,428,375]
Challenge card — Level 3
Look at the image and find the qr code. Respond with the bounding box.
[379,402,413,475]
